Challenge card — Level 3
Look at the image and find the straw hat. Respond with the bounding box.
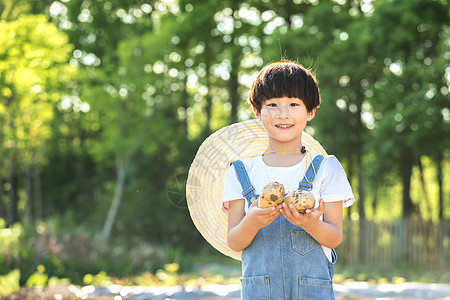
[186,119,327,260]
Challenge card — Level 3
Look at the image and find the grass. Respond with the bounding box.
[334,264,450,284]
[111,255,450,288]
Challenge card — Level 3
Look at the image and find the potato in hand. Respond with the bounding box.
[283,190,315,213]
[258,182,285,208]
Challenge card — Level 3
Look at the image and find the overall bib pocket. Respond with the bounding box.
[298,276,334,300]
[291,229,314,255]
[241,275,270,300]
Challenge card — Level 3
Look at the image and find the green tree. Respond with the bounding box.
[0,14,77,224]
[45,0,159,240]
[368,0,449,217]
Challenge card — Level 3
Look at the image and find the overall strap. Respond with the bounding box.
[231,160,256,205]
[298,155,324,191]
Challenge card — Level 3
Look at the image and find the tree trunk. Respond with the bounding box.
[436,151,443,219]
[417,157,431,218]
[401,150,415,217]
[357,152,366,220]
[372,182,378,215]
[228,55,240,124]
[357,151,368,263]
[355,90,366,220]
[181,73,189,137]
[346,155,354,219]
[99,93,144,241]
[33,167,42,220]
[7,160,18,226]
[25,167,32,223]
[0,176,5,220]
[203,60,212,135]
[101,157,127,241]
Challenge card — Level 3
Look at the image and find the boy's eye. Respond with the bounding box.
[290,103,300,106]
[267,103,277,107]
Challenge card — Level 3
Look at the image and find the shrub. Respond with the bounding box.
[0,216,168,287]
[0,269,20,296]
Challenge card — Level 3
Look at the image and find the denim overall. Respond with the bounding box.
[232,155,337,300]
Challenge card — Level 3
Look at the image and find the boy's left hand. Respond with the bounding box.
[280,199,325,227]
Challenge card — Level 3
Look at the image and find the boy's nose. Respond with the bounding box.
[277,106,290,119]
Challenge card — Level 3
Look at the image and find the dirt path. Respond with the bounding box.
[3,282,450,300]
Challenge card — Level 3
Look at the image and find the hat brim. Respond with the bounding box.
[186,119,327,260]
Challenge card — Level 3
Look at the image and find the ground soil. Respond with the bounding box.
[2,283,450,300]
[1,285,364,300]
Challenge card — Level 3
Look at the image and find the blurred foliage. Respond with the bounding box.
[0,217,172,285]
[83,271,112,287]
[0,0,448,291]
[26,265,48,287]
[0,269,20,296]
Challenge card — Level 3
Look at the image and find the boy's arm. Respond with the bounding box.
[281,200,343,249]
[227,199,282,252]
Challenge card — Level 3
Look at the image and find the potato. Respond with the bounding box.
[283,190,315,213]
[258,182,285,208]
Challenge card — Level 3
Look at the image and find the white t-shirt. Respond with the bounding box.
[222,151,355,261]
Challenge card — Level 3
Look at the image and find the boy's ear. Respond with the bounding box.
[253,106,261,120]
[307,108,316,121]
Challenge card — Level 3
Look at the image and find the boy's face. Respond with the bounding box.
[254,97,316,147]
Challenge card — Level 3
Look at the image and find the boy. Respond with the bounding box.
[222,61,354,299]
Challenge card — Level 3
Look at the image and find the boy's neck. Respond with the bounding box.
[262,148,306,167]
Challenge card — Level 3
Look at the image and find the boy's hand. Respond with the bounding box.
[280,199,325,228]
[246,199,282,229]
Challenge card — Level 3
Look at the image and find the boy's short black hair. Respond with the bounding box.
[248,61,322,113]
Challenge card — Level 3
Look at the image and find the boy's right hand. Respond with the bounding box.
[227,198,282,252]
[246,199,282,229]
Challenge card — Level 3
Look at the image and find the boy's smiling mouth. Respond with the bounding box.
[276,124,294,128]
